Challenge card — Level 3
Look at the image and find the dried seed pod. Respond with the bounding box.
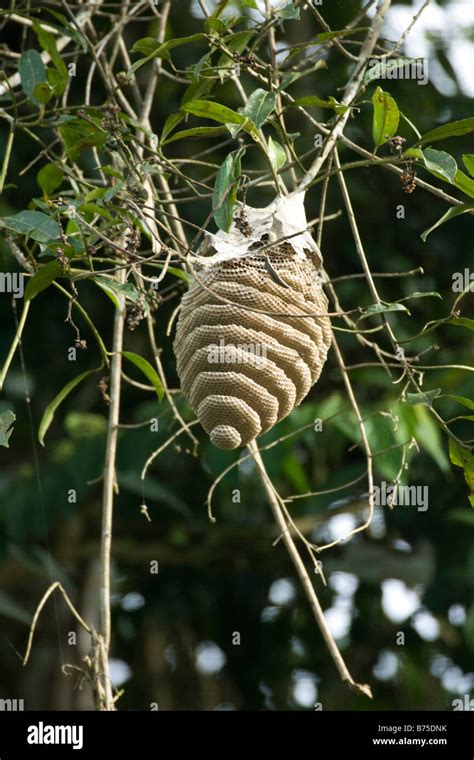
[400,163,417,194]
[173,193,332,449]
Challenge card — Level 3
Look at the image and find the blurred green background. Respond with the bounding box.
[0,0,473,710]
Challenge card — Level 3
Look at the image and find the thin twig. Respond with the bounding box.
[248,440,372,699]
[99,262,126,711]
[23,582,92,667]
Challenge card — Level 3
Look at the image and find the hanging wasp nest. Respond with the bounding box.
[173,192,332,449]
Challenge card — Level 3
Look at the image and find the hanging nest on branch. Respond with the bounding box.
[173,192,333,449]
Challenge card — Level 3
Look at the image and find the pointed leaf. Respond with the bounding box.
[213,149,243,232]
[449,439,474,506]
[131,33,205,73]
[162,126,227,146]
[421,204,474,241]
[0,210,61,244]
[241,88,276,128]
[359,302,409,320]
[445,396,474,412]
[316,27,368,43]
[39,368,99,445]
[372,87,399,148]
[462,154,474,177]
[292,95,348,114]
[122,352,164,401]
[268,136,286,171]
[279,60,327,90]
[422,148,457,183]
[182,100,258,136]
[454,170,474,199]
[37,164,64,196]
[0,410,15,448]
[25,260,63,301]
[161,112,184,141]
[415,118,474,146]
[92,275,139,307]
[18,49,47,105]
[448,317,474,331]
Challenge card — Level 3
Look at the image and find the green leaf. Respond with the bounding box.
[204,17,227,35]
[292,95,348,114]
[411,405,449,473]
[92,275,139,307]
[213,149,243,232]
[101,165,124,180]
[268,136,286,171]
[364,57,416,84]
[165,266,190,283]
[277,2,300,19]
[405,389,441,406]
[39,368,99,445]
[404,147,423,161]
[453,170,474,199]
[136,33,205,56]
[122,352,164,401]
[448,317,474,331]
[0,210,61,244]
[408,148,474,197]
[161,112,184,141]
[33,20,68,89]
[32,81,54,104]
[279,59,327,90]
[240,88,276,128]
[131,33,205,73]
[397,291,442,302]
[181,74,215,106]
[162,126,227,146]
[372,86,399,148]
[316,27,368,43]
[44,10,87,49]
[462,154,474,177]
[47,67,67,96]
[444,396,474,412]
[18,49,47,105]
[25,260,63,302]
[182,100,257,135]
[240,0,258,7]
[193,50,214,79]
[132,36,161,56]
[37,164,64,196]
[58,118,107,160]
[415,117,474,146]
[422,148,457,183]
[449,439,474,506]
[359,302,409,320]
[399,111,421,140]
[79,201,112,221]
[421,204,474,241]
[0,410,15,448]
